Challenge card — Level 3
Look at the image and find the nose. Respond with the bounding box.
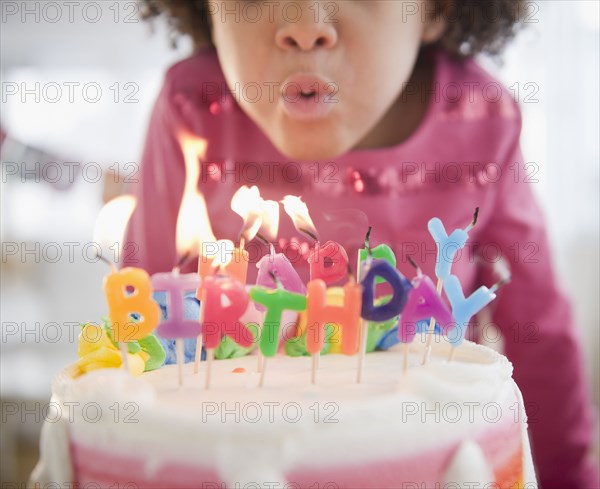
[275,3,338,51]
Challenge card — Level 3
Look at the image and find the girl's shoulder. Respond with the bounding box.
[159,46,227,107]
[432,49,521,126]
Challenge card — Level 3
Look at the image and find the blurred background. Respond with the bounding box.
[1,0,598,485]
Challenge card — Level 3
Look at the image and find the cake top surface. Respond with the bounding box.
[56,335,513,429]
[49,335,523,484]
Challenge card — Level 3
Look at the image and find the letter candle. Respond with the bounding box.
[104,267,161,372]
[255,240,306,372]
[444,274,510,361]
[355,227,406,382]
[423,208,479,365]
[250,272,307,387]
[152,171,208,386]
[307,240,350,285]
[199,274,255,389]
[305,272,362,384]
[152,267,200,386]
[359,258,411,382]
[401,256,454,372]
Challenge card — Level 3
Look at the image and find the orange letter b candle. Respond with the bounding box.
[104,267,161,342]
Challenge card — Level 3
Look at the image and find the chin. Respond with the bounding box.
[273,132,351,161]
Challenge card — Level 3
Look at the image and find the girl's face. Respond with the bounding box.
[209,0,443,159]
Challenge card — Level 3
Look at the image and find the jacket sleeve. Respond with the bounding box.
[478,138,599,489]
[122,77,187,274]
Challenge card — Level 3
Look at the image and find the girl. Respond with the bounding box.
[127,1,599,487]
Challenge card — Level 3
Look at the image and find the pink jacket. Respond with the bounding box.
[125,47,599,488]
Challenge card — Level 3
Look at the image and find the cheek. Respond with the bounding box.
[343,18,424,112]
[211,23,276,112]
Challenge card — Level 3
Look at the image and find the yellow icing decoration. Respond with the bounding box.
[77,323,145,376]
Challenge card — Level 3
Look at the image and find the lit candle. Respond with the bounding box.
[197,239,242,284]
[151,271,200,385]
[250,275,307,386]
[94,196,161,372]
[229,185,278,284]
[281,195,350,285]
[256,245,306,300]
[200,274,255,388]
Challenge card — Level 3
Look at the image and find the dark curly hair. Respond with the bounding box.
[139,0,528,58]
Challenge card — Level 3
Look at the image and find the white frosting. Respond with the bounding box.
[444,440,495,487]
[29,396,73,487]
[35,334,537,486]
[67,368,156,408]
[516,381,539,487]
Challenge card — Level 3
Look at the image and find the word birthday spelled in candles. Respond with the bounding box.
[85,135,510,387]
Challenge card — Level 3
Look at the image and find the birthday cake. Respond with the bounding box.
[31,192,538,488]
[32,334,535,488]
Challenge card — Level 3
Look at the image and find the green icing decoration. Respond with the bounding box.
[284,324,333,357]
[97,317,165,370]
[215,323,259,360]
[138,333,166,371]
[284,334,307,357]
[101,317,141,353]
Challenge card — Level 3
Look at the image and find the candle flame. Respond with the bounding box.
[93,195,136,263]
[281,195,318,241]
[212,239,235,269]
[231,185,264,243]
[176,132,214,256]
[259,199,280,241]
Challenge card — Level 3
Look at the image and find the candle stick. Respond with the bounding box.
[118,342,130,372]
[175,337,184,385]
[205,348,215,389]
[356,228,373,383]
[402,255,420,373]
[423,208,479,365]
